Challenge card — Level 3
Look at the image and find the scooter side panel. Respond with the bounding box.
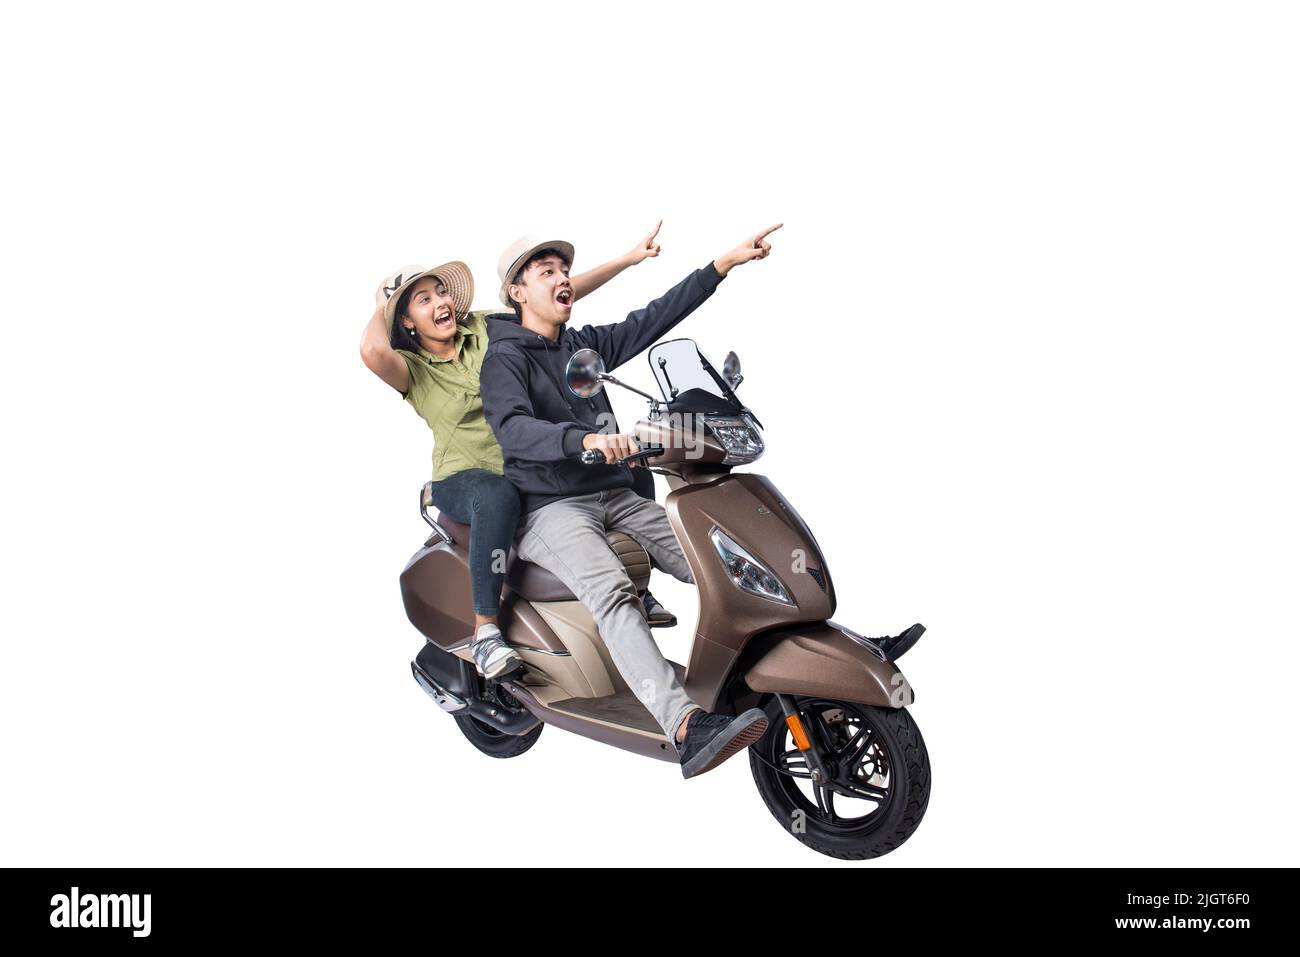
[666,473,835,700]
[499,594,569,654]
[744,622,914,710]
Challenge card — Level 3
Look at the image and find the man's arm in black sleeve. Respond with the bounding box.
[570,262,724,371]
[481,347,591,461]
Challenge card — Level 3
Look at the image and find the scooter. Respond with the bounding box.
[403,337,931,860]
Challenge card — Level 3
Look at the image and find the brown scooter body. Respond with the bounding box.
[403,414,915,760]
[402,339,929,859]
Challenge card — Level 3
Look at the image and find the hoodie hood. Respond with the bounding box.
[484,314,570,348]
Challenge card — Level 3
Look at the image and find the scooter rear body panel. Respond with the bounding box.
[400,539,476,651]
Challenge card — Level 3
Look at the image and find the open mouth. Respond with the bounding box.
[556,289,573,307]
[434,310,454,329]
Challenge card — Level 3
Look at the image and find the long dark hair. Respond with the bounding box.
[389,286,422,352]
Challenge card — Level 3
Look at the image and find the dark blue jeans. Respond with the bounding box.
[428,469,521,617]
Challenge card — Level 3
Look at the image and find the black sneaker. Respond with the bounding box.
[641,590,677,628]
[673,708,769,779]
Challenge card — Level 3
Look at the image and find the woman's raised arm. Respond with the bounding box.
[360,280,410,393]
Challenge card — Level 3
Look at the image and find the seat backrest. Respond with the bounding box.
[605,532,651,591]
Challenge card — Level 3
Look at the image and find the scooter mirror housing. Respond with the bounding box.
[566,348,606,398]
[723,350,743,390]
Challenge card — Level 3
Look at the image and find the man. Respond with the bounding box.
[480,224,781,778]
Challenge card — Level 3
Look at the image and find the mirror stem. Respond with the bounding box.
[599,373,662,408]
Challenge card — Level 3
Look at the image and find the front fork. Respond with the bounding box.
[776,693,835,789]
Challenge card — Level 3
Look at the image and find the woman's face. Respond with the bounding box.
[402,276,458,346]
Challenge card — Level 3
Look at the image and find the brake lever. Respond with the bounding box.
[618,445,664,467]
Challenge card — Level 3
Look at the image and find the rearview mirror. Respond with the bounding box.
[566,348,606,398]
[723,350,743,389]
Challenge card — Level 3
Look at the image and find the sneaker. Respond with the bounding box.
[673,707,769,779]
[641,590,677,629]
[469,625,523,680]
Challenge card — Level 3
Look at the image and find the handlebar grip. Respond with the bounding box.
[579,449,606,465]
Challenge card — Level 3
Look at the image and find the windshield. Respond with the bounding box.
[648,339,742,410]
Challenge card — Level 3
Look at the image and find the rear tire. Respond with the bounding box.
[454,680,543,758]
[749,696,930,860]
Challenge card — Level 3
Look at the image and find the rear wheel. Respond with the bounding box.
[454,679,543,758]
[749,696,930,860]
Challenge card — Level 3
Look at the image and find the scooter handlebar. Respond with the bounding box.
[578,446,665,467]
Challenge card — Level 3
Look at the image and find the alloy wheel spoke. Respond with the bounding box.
[813,783,832,820]
[844,728,878,766]
[836,724,866,758]
[820,786,839,823]
[841,779,888,802]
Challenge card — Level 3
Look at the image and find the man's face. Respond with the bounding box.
[514,254,573,326]
[402,276,458,346]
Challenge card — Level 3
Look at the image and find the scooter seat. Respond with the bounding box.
[435,514,473,545]
[432,511,651,602]
[505,532,652,601]
[504,555,578,602]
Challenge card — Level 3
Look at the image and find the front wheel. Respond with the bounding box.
[749,696,930,860]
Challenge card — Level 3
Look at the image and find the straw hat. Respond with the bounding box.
[381,261,475,332]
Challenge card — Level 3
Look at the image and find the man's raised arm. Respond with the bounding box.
[574,224,783,370]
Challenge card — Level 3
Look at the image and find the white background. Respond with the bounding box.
[2,1,1297,867]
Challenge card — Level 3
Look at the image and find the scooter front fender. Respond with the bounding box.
[743,621,915,710]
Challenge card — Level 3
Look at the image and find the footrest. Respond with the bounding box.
[549,690,664,737]
[878,623,925,660]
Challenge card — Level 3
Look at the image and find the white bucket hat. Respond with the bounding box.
[496,237,576,307]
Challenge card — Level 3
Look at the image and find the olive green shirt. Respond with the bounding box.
[398,310,505,481]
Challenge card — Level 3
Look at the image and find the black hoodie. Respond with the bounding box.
[481,263,724,512]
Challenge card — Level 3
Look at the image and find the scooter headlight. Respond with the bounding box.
[710,527,793,605]
[704,414,764,465]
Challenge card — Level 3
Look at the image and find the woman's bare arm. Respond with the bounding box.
[360,280,410,393]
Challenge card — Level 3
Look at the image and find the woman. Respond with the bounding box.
[360,224,665,679]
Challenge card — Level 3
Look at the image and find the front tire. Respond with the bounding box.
[749,696,930,860]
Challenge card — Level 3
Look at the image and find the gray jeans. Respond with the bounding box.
[515,487,698,738]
